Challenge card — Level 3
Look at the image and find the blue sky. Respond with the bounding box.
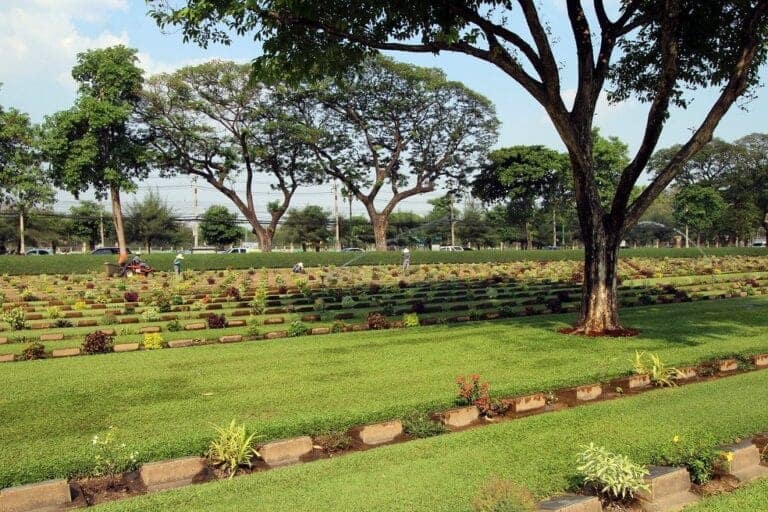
[1,0,766,220]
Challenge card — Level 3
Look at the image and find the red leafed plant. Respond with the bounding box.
[455,374,509,417]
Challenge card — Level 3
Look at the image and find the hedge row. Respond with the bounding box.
[3,247,766,275]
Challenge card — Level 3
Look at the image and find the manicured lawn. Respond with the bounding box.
[93,369,768,512]
[688,479,768,511]
[1,298,767,488]
[2,247,764,275]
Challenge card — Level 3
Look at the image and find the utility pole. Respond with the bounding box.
[192,177,199,248]
[333,180,341,250]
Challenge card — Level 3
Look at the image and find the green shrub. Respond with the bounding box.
[143,333,165,350]
[653,434,719,484]
[21,342,45,360]
[331,320,347,333]
[100,314,118,326]
[471,476,536,512]
[576,443,650,500]
[46,306,62,320]
[341,295,356,308]
[632,351,678,387]
[91,426,139,478]
[1,307,26,331]
[403,313,420,327]
[82,331,115,354]
[246,325,260,338]
[401,411,447,438]
[313,298,326,312]
[53,319,73,328]
[141,306,161,322]
[166,319,182,332]
[288,320,309,337]
[207,420,259,478]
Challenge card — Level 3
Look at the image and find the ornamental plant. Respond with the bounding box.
[401,411,447,439]
[403,313,420,327]
[21,342,45,360]
[206,313,227,329]
[207,420,260,478]
[123,291,139,302]
[2,307,26,331]
[82,331,115,354]
[141,306,161,323]
[287,320,309,337]
[143,332,165,350]
[366,312,390,330]
[576,443,649,500]
[313,430,353,453]
[471,476,536,512]
[632,351,679,387]
[91,426,139,481]
[653,434,719,484]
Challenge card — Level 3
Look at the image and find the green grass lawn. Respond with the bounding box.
[2,247,764,275]
[688,479,768,511]
[92,369,768,512]
[1,298,768,488]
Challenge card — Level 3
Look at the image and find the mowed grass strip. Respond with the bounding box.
[92,368,768,512]
[1,298,768,487]
[687,479,768,511]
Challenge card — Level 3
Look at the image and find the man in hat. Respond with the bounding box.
[173,253,184,276]
[402,247,411,273]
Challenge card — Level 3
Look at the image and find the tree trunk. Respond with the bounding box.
[575,226,624,335]
[18,210,25,254]
[371,214,388,251]
[252,227,273,252]
[110,186,129,264]
[525,221,532,250]
[552,210,557,247]
[763,212,768,243]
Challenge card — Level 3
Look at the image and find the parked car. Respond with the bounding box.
[438,245,464,251]
[224,247,248,254]
[91,247,132,255]
[190,246,217,254]
[25,248,51,256]
[342,247,364,252]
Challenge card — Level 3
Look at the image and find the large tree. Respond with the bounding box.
[151,0,768,335]
[733,133,768,242]
[67,200,113,251]
[292,56,498,250]
[279,205,331,251]
[125,190,182,253]
[199,205,243,247]
[141,60,323,251]
[43,45,148,264]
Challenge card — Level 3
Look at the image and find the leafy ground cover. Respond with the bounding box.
[1,297,767,488]
[91,369,768,512]
[1,247,765,275]
[687,479,768,511]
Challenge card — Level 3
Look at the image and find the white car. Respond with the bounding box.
[438,245,464,251]
[224,247,248,254]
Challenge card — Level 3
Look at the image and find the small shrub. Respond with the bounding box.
[172,294,184,306]
[207,420,260,478]
[100,314,118,326]
[314,430,353,453]
[576,443,649,500]
[403,312,420,327]
[401,411,447,438]
[456,374,485,405]
[331,320,347,333]
[411,300,426,314]
[143,332,165,350]
[341,295,356,309]
[288,320,309,337]
[82,331,115,354]
[246,325,260,338]
[166,319,182,332]
[73,300,87,311]
[54,319,73,328]
[1,307,26,331]
[226,286,241,301]
[46,306,62,320]
[313,298,326,312]
[91,426,139,479]
[653,435,719,485]
[366,312,390,330]
[141,306,161,322]
[206,313,227,329]
[21,342,45,360]
[471,476,536,512]
[632,351,678,387]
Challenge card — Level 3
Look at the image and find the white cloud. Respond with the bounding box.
[0,1,129,92]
